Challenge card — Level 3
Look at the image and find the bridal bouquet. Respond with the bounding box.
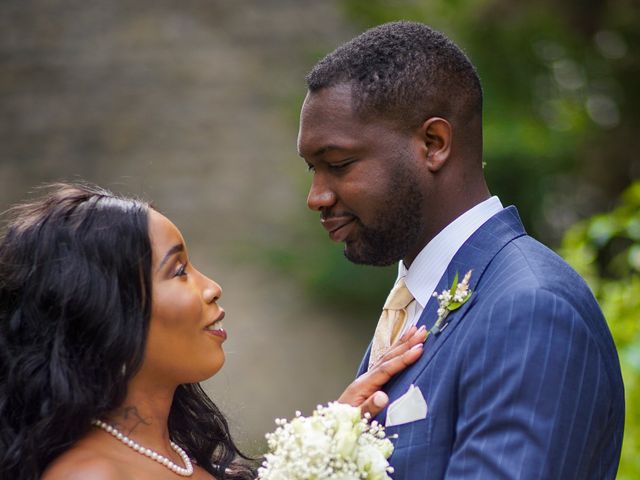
[257,402,395,480]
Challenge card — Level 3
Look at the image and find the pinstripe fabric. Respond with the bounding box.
[356,207,624,480]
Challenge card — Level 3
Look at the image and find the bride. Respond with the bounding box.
[0,183,426,480]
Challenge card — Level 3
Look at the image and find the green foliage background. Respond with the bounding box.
[272,0,639,475]
[561,182,640,478]
[339,0,639,244]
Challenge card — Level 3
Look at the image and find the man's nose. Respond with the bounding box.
[307,174,336,211]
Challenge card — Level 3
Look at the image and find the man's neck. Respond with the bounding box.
[404,187,491,268]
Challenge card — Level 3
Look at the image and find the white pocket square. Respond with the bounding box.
[385,384,428,427]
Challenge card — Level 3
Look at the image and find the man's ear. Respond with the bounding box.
[418,117,452,173]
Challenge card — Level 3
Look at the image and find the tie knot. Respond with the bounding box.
[383,278,414,310]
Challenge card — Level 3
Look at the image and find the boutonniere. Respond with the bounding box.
[430,270,473,336]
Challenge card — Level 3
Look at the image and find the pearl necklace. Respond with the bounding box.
[92,419,194,476]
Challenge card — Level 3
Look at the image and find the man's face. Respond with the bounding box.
[297,84,426,266]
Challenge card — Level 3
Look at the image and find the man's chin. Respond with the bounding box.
[343,241,402,267]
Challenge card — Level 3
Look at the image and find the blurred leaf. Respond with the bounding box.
[560,181,640,478]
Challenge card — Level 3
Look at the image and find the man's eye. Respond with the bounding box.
[306,163,316,172]
[330,160,353,170]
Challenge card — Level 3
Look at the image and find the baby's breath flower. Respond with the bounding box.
[430,270,473,335]
[257,402,394,480]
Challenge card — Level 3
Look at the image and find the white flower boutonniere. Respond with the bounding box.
[430,270,473,335]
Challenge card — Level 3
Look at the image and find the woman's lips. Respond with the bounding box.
[204,311,227,340]
[206,328,227,340]
[321,217,356,242]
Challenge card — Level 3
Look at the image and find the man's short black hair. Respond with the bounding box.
[306,21,482,129]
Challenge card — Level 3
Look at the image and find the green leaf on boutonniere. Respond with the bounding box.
[430,269,474,335]
[449,272,459,297]
[447,300,463,311]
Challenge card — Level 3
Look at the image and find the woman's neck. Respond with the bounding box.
[103,378,177,453]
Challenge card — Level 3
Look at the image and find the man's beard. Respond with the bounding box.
[344,164,424,267]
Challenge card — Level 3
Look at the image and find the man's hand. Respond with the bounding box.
[337,325,427,418]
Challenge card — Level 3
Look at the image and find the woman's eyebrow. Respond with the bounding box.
[157,243,184,271]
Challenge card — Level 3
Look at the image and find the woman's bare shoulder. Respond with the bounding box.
[42,446,133,480]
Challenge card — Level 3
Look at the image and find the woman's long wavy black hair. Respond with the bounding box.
[0,183,254,479]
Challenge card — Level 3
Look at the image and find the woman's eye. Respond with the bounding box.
[174,264,188,277]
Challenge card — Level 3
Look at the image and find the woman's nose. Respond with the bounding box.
[203,281,222,304]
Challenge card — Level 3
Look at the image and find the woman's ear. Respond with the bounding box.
[418,117,452,173]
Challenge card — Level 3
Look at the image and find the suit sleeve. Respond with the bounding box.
[444,288,615,479]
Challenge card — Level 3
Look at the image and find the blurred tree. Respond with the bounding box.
[341,0,639,243]
[561,181,640,479]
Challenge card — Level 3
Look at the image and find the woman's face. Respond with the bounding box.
[140,209,227,385]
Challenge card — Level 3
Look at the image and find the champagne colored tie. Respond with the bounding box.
[369,278,415,369]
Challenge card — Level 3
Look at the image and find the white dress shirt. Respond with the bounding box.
[395,196,504,336]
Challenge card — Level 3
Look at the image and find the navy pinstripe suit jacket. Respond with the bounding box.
[357,207,624,479]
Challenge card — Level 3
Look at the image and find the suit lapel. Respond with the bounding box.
[356,343,372,378]
[377,207,527,416]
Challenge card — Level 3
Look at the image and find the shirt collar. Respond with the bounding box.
[398,196,504,308]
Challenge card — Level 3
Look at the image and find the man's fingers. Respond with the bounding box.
[359,391,389,419]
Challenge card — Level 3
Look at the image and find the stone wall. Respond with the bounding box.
[0,0,370,452]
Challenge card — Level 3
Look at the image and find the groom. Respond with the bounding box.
[297,22,624,479]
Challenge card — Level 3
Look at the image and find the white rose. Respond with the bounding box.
[357,445,391,480]
[335,427,358,459]
[378,438,394,459]
[332,474,361,480]
[330,402,362,426]
[293,418,331,457]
